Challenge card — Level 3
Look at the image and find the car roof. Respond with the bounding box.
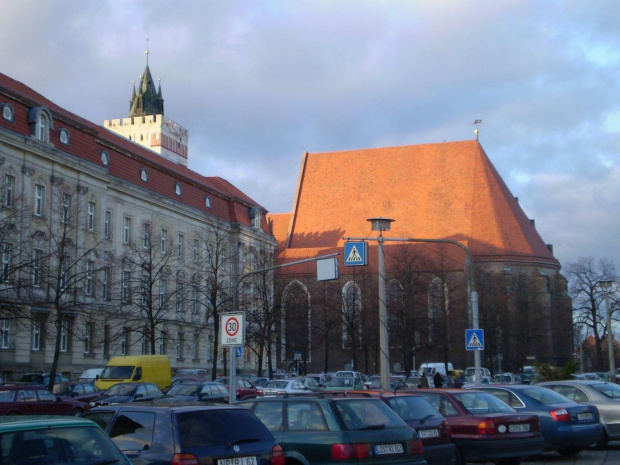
[91,403,246,412]
[0,416,98,432]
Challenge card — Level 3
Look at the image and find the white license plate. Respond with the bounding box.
[419,429,440,438]
[374,444,404,455]
[509,424,530,433]
[578,412,593,421]
[217,457,258,465]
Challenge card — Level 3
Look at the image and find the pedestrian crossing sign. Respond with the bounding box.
[344,241,368,266]
[465,329,485,351]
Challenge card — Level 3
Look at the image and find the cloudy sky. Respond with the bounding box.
[2,1,619,272]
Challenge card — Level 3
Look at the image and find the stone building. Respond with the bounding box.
[268,142,573,375]
[0,68,275,381]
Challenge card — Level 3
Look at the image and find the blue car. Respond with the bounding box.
[472,385,603,457]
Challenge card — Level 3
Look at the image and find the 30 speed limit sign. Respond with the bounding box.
[220,312,245,346]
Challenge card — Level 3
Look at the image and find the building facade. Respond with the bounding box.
[0,69,275,381]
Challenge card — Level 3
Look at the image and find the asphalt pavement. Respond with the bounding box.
[500,442,620,465]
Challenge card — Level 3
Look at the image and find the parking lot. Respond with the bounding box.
[498,443,620,465]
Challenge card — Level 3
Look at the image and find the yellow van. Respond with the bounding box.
[95,355,171,391]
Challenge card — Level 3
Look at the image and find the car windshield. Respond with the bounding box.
[592,382,620,399]
[386,396,441,421]
[167,384,202,396]
[327,378,357,388]
[0,424,128,464]
[453,392,516,414]
[100,366,134,379]
[104,384,137,396]
[265,380,288,389]
[334,399,405,430]
[177,409,273,448]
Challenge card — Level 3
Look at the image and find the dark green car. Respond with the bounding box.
[239,393,426,465]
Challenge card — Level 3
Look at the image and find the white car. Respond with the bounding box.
[261,379,310,395]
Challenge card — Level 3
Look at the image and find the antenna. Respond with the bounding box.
[145,38,150,66]
[473,119,482,140]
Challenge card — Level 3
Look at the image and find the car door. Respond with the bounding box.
[36,389,66,415]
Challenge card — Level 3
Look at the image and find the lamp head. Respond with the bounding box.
[367,217,395,232]
[600,280,615,290]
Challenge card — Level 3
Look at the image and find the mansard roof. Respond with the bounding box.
[269,141,559,271]
[0,72,269,232]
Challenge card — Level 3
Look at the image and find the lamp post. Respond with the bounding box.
[368,217,395,392]
[601,279,615,381]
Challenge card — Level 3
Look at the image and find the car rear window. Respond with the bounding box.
[386,396,443,421]
[177,409,273,448]
[592,382,620,399]
[452,392,515,414]
[333,399,405,430]
[522,387,572,404]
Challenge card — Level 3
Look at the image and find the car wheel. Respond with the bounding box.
[557,447,581,457]
[71,408,83,416]
[594,431,609,449]
[452,447,464,465]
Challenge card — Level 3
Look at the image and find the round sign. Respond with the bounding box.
[225,317,240,337]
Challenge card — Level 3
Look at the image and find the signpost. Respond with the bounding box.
[220,312,245,404]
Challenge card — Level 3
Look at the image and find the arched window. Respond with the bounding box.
[28,107,53,143]
[342,281,362,348]
[282,281,310,364]
[428,277,448,343]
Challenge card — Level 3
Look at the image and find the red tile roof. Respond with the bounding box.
[269,141,558,270]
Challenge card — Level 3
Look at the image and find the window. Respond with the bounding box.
[32,320,41,351]
[177,332,184,359]
[32,249,42,287]
[4,175,14,207]
[250,207,262,229]
[104,211,112,239]
[100,150,109,167]
[141,274,149,306]
[139,168,148,182]
[159,278,167,308]
[193,333,200,360]
[84,323,92,354]
[175,183,181,196]
[159,331,167,355]
[87,202,96,231]
[192,288,198,315]
[176,280,185,315]
[60,320,68,352]
[177,234,184,259]
[143,223,151,249]
[1,103,14,122]
[1,315,9,349]
[192,239,199,262]
[85,261,94,296]
[160,229,167,254]
[61,193,71,223]
[102,267,110,300]
[59,128,70,145]
[1,242,12,281]
[342,282,362,348]
[37,112,50,141]
[123,217,131,244]
[59,255,69,291]
[108,411,155,451]
[122,271,131,303]
[121,328,129,356]
[205,196,211,207]
[34,184,44,216]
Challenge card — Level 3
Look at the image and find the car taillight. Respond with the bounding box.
[331,443,371,460]
[477,420,496,435]
[409,438,423,455]
[441,420,452,438]
[257,389,264,395]
[171,453,199,465]
[271,444,285,465]
[550,408,570,421]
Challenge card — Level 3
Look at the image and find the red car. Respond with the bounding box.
[417,389,545,465]
[215,377,264,400]
[0,385,89,416]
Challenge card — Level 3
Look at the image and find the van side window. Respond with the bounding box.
[133,367,142,381]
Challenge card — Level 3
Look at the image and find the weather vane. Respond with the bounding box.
[473,119,482,140]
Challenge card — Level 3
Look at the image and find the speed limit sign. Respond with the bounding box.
[220,312,245,346]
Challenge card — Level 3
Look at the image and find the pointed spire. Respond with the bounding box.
[128,47,164,117]
[158,78,162,97]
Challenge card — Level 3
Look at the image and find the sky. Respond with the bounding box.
[1,0,619,274]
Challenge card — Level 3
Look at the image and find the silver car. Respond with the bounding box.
[538,379,620,447]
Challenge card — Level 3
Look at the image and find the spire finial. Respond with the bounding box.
[145,38,150,66]
[473,119,482,141]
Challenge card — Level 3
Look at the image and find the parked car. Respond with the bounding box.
[324,375,366,391]
[216,377,264,400]
[418,388,545,465]
[521,366,537,384]
[472,384,604,456]
[494,373,521,384]
[367,375,408,390]
[538,379,620,448]
[261,379,310,395]
[298,376,322,391]
[365,390,457,465]
[156,381,229,404]
[0,415,131,464]
[89,382,163,407]
[78,367,104,384]
[53,381,102,403]
[17,372,70,386]
[0,385,89,416]
[238,393,425,465]
[83,404,284,464]
[305,372,332,387]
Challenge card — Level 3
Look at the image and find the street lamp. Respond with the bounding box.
[601,279,615,380]
[368,217,395,392]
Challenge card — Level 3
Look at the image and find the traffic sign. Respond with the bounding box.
[220,312,245,346]
[344,241,368,266]
[235,346,243,358]
[465,329,484,351]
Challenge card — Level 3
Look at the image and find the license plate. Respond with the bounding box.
[374,443,404,455]
[419,429,440,438]
[578,412,593,421]
[217,457,258,465]
[509,424,530,433]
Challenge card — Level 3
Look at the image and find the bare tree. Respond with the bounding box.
[311,280,342,374]
[567,257,618,370]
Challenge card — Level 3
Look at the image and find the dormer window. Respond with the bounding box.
[205,196,211,208]
[175,183,182,196]
[1,103,14,122]
[58,128,70,145]
[140,168,148,182]
[100,150,109,167]
[27,106,54,143]
[249,206,262,229]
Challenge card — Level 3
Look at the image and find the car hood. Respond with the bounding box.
[90,394,132,405]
